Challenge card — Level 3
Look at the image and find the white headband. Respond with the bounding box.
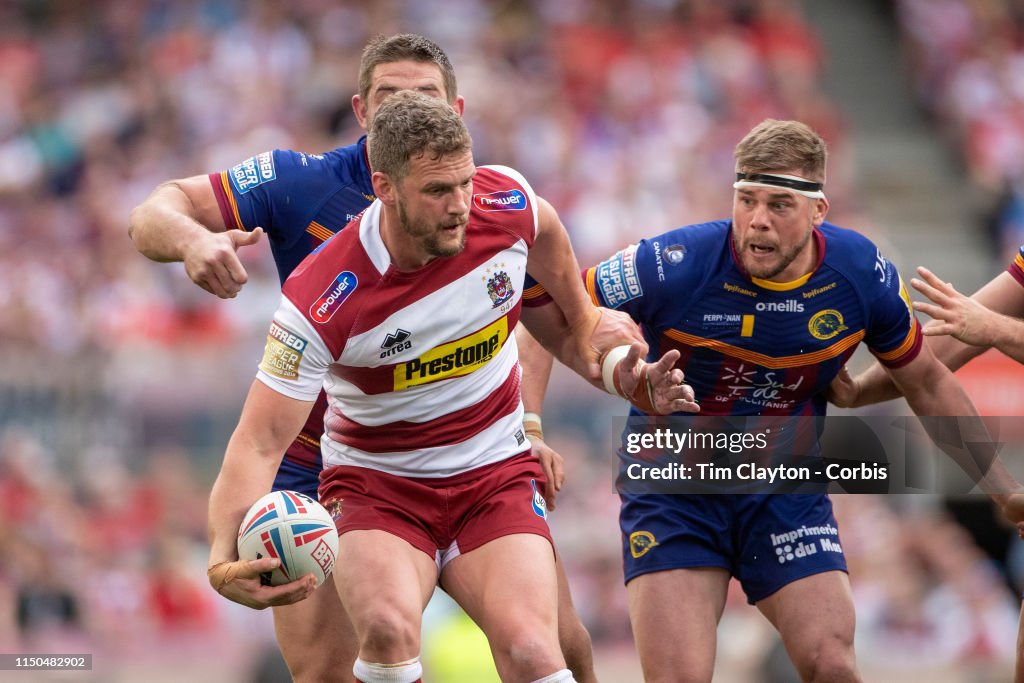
[733,172,826,200]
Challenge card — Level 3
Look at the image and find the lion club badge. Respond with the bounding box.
[486,270,515,308]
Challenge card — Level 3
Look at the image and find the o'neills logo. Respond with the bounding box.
[756,299,804,312]
[394,318,508,389]
[310,272,358,324]
[474,189,526,212]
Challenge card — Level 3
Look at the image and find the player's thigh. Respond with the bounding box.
[442,532,559,632]
[272,582,357,682]
[332,530,437,644]
[755,570,857,673]
[627,566,730,683]
[442,532,566,683]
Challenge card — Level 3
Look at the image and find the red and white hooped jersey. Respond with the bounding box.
[256,165,539,477]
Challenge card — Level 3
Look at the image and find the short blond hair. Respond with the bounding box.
[734,119,827,183]
[368,90,471,181]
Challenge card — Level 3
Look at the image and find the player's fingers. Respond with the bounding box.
[262,574,318,607]
[233,226,264,247]
[623,342,645,372]
[909,277,946,306]
[209,260,242,298]
[671,398,700,413]
[220,248,250,288]
[911,300,947,320]
[653,348,682,375]
[920,324,956,337]
[916,266,958,297]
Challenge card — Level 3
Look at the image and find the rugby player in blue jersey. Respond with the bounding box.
[129,33,614,683]
[528,119,1024,682]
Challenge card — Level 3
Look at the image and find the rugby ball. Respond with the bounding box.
[237,490,339,587]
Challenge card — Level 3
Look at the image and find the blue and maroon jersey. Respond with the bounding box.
[584,220,922,418]
[209,138,376,284]
[1008,244,1024,288]
[209,138,375,471]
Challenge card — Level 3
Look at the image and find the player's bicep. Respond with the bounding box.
[174,174,228,232]
[232,380,317,460]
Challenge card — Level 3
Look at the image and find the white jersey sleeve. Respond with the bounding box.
[255,295,335,401]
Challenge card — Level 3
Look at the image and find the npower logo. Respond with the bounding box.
[310,272,358,324]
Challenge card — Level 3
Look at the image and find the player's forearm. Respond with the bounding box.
[528,198,600,333]
[983,312,1024,364]
[848,362,903,407]
[520,304,603,391]
[208,430,286,565]
[128,181,214,262]
[897,369,1021,497]
[208,382,314,565]
[516,325,553,414]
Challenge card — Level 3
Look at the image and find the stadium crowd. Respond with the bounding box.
[895,0,1024,262]
[0,0,1021,680]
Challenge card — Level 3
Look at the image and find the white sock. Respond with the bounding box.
[531,669,576,683]
[353,656,423,683]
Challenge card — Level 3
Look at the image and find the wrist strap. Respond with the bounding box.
[523,411,544,440]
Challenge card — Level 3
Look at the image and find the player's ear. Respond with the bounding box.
[372,171,397,206]
[812,197,829,226]
[451,95,465,118]
[352,94,369,129]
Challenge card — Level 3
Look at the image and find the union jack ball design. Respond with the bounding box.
[237,490,339,587]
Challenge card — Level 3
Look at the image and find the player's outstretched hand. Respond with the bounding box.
[611,343,699,415]
[826,365,859,408]
[207,556,316,610]
[911,266,997,347]
[183,227,264,299]
[528,435,565,511]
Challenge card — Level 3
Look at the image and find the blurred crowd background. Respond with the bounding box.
[2,0,1024,681]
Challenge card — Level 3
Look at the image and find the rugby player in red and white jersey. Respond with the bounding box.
[206,92,695,683]
[131,34,631,683]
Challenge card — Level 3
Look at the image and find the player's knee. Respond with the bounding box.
[797,640,858,683]
[494,630,564,679]
[359,608,420,660]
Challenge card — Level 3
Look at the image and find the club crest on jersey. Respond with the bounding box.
[808,309,848,340]
[311,272,358,324]
[629,531,659,558]
[474,189,526,212]
[487,270,516,308]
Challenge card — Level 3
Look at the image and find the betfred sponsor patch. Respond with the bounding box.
[260,321,308,380]
[229,151,277,194]
[310,272,358,324]
[595,244,643,308]
[393,317,508,389]
[474,189,527,212]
